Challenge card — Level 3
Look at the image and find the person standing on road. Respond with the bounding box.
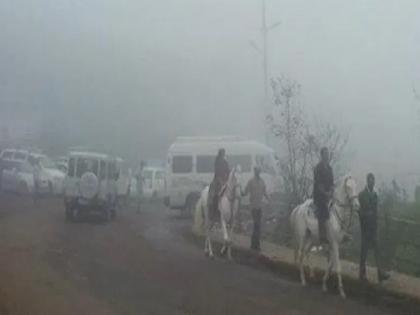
[243,167,270,252]
[136,161,146,212]
[358,173,390,283]
[313,147,334,244]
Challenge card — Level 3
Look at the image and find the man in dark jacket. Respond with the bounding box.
[313,147,334,244]
[208,149,230,220]
[358,173,390,283]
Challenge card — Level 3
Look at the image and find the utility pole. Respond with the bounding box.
[262,0,268,101]
[257,0,280,143]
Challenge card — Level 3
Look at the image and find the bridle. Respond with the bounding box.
[332,176,357,233]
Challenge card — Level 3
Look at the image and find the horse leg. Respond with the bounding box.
[299,237,308,287]
[332,243,346,298]
[304,241,315,279]
[220,218,230,258]
[204,236,209,255]
[207,222,215,259]
[322,247,333,292]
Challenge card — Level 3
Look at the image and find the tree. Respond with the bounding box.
[267,76,350,209]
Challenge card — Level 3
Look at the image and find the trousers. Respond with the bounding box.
[251,208,262,251]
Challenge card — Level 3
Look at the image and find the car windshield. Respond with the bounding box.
[76,158,99,177]
[14,152,27,160]
[40,157,57,169]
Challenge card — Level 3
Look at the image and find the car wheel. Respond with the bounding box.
[18,181,29,195]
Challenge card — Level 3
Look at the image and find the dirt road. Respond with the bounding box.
[0,194,412,315]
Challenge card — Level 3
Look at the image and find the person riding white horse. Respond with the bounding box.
[208,148,230,221]
[290,174,360,298]
[198,166,241,260]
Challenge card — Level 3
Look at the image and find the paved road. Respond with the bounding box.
[0,194,411,315]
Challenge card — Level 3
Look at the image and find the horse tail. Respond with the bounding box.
[289,206,300,264]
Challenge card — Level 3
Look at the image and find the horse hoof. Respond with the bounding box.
[322,286,328,293]
[340,290,347,299]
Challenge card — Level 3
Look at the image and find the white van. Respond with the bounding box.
[165,136,281,212]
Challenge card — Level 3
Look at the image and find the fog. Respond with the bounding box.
[1,0,420,186]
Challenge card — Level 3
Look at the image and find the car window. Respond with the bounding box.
[68,158,75,176]
[196,155,214,173]
[227,155,252,173]
[76,158,99,177]
[172,156,193,174]
[14,152,27,160]
[40,157,57,169]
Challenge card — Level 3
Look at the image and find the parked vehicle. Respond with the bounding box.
[0,149,65,195]
[63,151,119,221]
[142,167,166,199]
[165,136,281,213]
[1,159,37,194]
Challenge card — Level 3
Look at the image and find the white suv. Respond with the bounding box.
[0,149,64,195]
[64,152,118,221]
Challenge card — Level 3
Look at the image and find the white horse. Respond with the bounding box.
[198,167,241,260]
[290,175,360,298]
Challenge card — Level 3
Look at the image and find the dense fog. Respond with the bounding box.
[1,0,420,186]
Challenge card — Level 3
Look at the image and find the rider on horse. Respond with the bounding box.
[313,147,334,244]
[208,148,230,220]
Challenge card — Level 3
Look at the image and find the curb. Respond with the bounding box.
[190,230,420,313]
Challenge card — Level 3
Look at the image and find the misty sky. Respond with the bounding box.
[1,0,420,185]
